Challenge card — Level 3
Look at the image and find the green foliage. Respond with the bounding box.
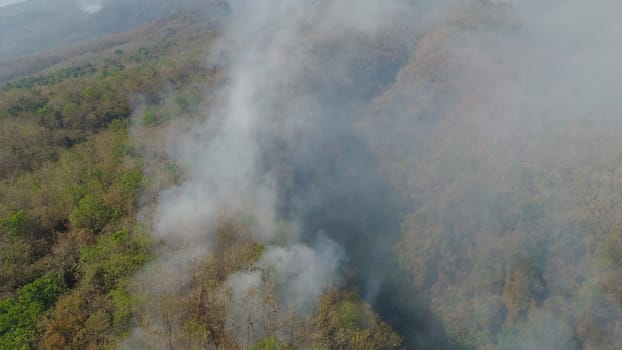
[109,287,134,331]
[36,106,48,116]
[255,243,266,256]
[38,230,150,348]
[252,336,280,350]
[0,273,65,349]
[143,110,158,126]
[142,108,170,126]
[120,168,144,199]
[108,118,128,132]
[313,291,402,349]
[2,64,97,90]
[69,194,119,232]
[62,102,79,119]
[0,13,221,348]
[80,230,150,293]
[1,210,25,238]
[339,300,363,331]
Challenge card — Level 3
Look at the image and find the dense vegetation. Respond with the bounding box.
[363,3,622,349]
[2,1,622,349]
[0,13,210,349]
[0,10,401,349]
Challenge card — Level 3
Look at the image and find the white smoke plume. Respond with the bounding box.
[126,0,622,349]
[78,0,103,15]
[128,0,413,346]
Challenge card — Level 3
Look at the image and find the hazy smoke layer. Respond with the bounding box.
[0,0,214,61]
[0,0,27,7]
[363,0,622,349]
[129,0,418,347]
[131,0,622,349]
[78,0,103,15]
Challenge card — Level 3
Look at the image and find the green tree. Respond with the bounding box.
[69,194,118,232]
[0,273,65,349]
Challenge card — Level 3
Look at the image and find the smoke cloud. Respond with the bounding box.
[128,0,413,346]
[129,0,622,349]
[78,0,103,15]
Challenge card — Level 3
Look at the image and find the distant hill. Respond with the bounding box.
[0,0,227,61]
[0,0,228,83]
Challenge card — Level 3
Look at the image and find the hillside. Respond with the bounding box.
[0,5,404,349]
[1,1,622,349]
[0,0,229,60]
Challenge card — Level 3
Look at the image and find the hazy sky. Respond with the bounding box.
[0,0,28,8]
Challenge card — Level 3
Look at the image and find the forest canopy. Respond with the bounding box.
[1,0,622,349]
